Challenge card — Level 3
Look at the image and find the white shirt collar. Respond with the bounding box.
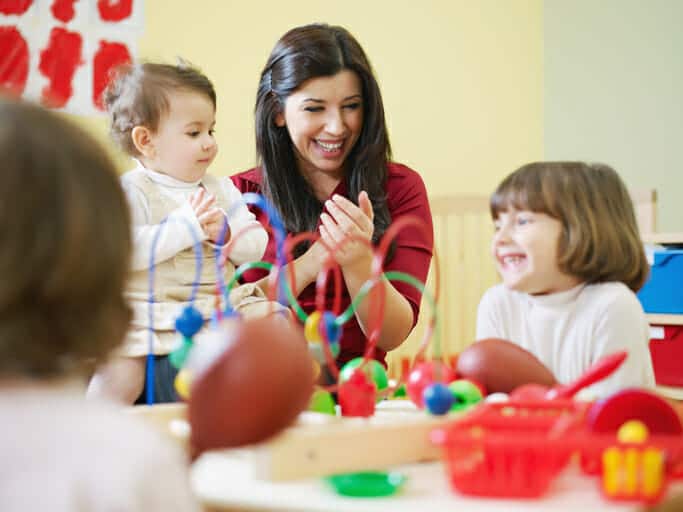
[523,282,586,309]
[133,158,201,189]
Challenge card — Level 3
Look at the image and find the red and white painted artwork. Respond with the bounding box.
[0,0,143,114]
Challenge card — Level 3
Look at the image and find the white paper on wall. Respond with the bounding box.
[0,0,143,115]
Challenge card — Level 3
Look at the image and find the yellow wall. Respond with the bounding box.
[82,0,543,198]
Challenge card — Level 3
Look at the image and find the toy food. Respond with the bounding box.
[189,317,314,454]
[456,338,557,393]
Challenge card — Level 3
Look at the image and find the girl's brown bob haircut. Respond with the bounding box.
[0,99,132,378]
[490,161,649,292]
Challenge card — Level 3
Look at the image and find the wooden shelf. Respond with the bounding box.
[647,314,683,326]
[642,232,683,245]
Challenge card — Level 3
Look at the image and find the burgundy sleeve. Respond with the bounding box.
[229,170,272,282]
[230,172,259,194]
[230,170,267,222]
[384,166,434,327]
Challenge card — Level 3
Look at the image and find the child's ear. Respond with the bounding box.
[274,112,285,128]
[131,126,155,158]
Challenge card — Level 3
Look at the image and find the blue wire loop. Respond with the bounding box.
[146,216,203,405]
[212,206,232,318]
[145,193,286,405]
[219,193,288,307]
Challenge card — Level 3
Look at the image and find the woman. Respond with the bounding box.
[232,23,433,368]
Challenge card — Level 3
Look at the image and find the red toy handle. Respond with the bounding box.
[549,351,628,399]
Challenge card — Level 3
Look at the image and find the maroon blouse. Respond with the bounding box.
[231,162,433,366]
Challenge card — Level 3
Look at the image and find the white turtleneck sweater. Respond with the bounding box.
[476,281,655,398]
[121,160,267,271]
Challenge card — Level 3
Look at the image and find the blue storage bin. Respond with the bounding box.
[638,249,683,314]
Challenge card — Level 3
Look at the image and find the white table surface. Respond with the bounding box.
[189,399,683,511]
[192,451,682,512]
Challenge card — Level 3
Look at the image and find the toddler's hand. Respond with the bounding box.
[189,188,227,242]
[189,187,216,218]
[202,208,229,244]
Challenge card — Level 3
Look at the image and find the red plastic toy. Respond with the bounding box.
[432,350,683,505]
[510,351,627,401]
[431,400,586,498]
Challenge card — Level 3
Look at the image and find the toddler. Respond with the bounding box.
[89,62,283,404]
[459,162,655,398]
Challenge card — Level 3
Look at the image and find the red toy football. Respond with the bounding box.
[456,338,557,394]
[189,316,314,455]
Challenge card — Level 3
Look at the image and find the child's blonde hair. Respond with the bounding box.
[104,61,216,157]
[490,162,649,292]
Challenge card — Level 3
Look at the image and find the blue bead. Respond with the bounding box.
[423,383,455,415]
[175,306,204,337]
[320,311,341,343]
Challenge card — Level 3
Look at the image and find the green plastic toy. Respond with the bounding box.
[326,471,406,497]
[309,388,336,415]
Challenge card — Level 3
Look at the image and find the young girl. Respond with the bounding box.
[0,99,198,510]
[459,161,655,398]
[88,62,283,404]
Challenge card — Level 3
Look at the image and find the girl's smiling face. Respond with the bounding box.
[492,209,581,295]
[276,69,363,181]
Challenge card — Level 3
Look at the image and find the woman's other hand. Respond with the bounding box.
[320,191,374,270]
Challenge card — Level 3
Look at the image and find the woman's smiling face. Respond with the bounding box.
[276,69,363,180]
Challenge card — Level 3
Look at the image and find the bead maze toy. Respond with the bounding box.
[141,191,459,415]
[138,192,477,470]
[160,191,460,416]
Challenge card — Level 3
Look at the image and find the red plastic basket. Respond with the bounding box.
[431,401,585,498]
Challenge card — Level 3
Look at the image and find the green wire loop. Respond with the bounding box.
[224,265,439,357]
[225,261,307,322]
[336,270,440,358]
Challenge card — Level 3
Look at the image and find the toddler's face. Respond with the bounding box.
[492,209,579,295]
[147,90,217,182]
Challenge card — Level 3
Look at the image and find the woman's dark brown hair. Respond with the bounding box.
[490,161,649,291]
[254,23,391,249]
[0,99,132,377]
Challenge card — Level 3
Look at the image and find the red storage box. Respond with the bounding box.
[649,325,683,386]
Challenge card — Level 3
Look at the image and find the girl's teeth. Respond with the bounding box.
[503,255,524,265]
[317,140,342,151]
